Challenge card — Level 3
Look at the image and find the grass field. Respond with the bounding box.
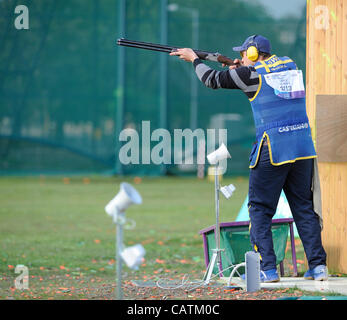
[0,175,324,300]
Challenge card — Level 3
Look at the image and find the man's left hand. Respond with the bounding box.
[169,48,198,62]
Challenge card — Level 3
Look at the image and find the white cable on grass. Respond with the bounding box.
[156,263,245,292]
[227,262,246,286]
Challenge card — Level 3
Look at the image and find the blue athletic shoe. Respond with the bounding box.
[304,265,328,281]
[303,269,314,280]
[313,265,328,281]
[241,268,280,283]
[260,269,280,283]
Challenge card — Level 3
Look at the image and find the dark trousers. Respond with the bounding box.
[248,144,327,271]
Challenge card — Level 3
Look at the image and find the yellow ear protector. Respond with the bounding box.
[245,35,259,62]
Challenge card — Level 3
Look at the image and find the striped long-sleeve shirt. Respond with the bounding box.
[193,58,260,99]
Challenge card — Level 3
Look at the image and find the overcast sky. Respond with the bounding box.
[245,0,306,19]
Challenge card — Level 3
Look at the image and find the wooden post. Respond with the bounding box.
[306,0,347,273]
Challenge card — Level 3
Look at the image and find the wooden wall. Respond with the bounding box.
[306,0,347,273]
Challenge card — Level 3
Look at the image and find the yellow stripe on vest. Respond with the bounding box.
[255,59,294,72]
[249,75,262,102]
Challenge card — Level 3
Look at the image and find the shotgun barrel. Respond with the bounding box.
[117,38,237,66]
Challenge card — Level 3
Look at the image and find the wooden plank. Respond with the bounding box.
[343,0,347,92]
[329,1,338,268]
[330,0,337,94]
[322,1,333,264]
[316,95,347,162]
[335,0,343,94]
[324,0,332,94]
[306,0,347,273]
[306,0,318,141]
[320,0,329,95]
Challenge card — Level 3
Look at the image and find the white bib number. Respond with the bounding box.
[264,70,305,99]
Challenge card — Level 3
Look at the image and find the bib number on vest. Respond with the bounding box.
[264,70,305,99]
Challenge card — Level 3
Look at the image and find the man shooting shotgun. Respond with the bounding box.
[117,38,238,66]
[169,34,328,283]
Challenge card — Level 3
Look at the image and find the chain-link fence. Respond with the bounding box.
[0,0,306,175]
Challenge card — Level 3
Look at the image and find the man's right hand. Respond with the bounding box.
[222,59,241,69]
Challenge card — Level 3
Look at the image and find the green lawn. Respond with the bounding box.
[0,175,308,299]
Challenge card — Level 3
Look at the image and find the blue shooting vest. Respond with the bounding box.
[248,55,317,168]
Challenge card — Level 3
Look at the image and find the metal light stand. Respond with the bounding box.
[203,162,225,285]
[113,212,125,300]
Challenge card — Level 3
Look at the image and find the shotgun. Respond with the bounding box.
[117,38,238,66]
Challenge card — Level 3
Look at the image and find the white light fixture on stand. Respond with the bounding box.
[203,143,232,285]
[105,182,143,300]
[220,184,236,199]
[121,244,146,270]
[206,142,231,165]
